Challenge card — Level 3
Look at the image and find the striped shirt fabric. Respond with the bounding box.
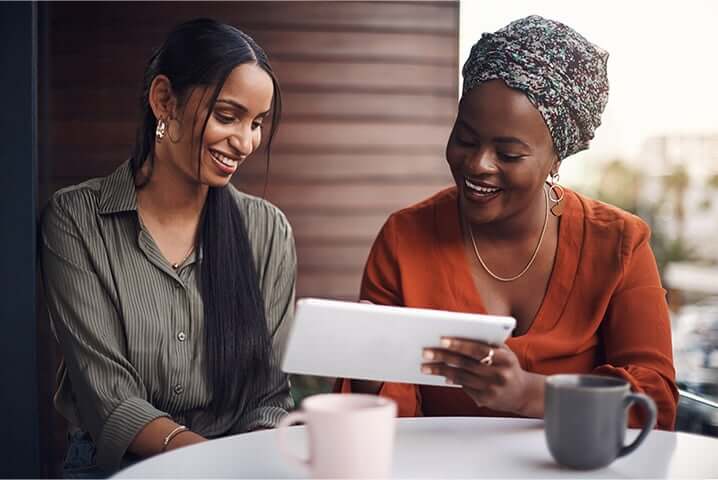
[40,161,296,472]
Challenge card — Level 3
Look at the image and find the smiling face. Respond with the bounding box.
[154,62,274,188]
[446,79,559,227]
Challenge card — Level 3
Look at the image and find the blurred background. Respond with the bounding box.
[8,0,716,475]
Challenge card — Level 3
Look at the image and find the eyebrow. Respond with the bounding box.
[216,98,271,117]
[458,119,531,150]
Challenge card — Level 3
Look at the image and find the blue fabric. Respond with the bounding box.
[62,431,105,479]
[63,430,142,478]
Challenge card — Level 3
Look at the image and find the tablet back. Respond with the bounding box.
[281,298,516,386]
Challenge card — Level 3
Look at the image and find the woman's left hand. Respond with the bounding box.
[422,337,546,417]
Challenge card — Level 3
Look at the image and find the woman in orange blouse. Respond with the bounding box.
[339,16,677,429]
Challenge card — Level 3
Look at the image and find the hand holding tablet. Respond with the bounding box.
[281,298,516,386]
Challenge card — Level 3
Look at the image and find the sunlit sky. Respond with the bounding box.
[459,0,718,187]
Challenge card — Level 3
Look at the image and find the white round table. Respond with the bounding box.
[114,417,718,478]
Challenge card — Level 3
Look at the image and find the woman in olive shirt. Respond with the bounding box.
[41,19,295,475]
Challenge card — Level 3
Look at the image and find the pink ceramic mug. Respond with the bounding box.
[277,393,397,478]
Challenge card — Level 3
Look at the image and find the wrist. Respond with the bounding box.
[165,429,207,452]
[161,425,188,453]
[165,429,195,451]
[519,372,546,418]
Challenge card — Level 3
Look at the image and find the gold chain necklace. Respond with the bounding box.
[169,244,195,270]
[466,186,549,282]
[136,208,196,270]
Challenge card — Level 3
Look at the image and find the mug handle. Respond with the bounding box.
[619,392,657,457]
[277,411,311,470]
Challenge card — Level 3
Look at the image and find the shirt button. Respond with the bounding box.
[174,282,181,289]
[177,331,186,342]
[174,384,184,395]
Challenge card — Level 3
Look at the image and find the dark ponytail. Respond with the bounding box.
[129,18,282,414]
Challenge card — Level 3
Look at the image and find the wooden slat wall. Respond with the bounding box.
[38,1,458,474]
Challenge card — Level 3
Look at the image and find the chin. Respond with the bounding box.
[459,188,504,225]
[204,174,234,188]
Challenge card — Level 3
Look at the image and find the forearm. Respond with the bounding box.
[129,417,207,457]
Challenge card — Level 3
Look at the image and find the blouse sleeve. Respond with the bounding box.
[40,194,169,472]
[336,216,422,417]
[592,218,678,429]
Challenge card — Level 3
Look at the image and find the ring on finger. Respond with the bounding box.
[479,348,495,366]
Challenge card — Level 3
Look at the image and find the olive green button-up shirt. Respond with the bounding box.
[40,161,295,472]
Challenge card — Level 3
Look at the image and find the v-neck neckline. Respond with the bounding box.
[436,187,584,340]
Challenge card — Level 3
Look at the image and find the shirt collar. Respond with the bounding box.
[98,160,138,215]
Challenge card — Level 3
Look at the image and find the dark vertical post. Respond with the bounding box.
[0,2,40,477]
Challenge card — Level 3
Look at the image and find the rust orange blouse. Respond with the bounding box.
[339,187,677,429]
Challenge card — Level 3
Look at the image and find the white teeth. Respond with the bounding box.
[465,178,500,194]
[210,150,238,168]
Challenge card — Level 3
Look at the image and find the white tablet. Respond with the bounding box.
[281,298,516,387]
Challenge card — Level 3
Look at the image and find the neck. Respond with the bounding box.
[136,156,209,223]
[466,184,550,244]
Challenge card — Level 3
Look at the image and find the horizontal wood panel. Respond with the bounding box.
[296,271,363,300]
[283,91,456,120]
[48,120,453,149]
[46,152,453,181]
[290,212,391,244]
[245,181,452,211]
[50,89,457,122]
[45,178,454,213]
[49,57,457,93]
[244,153,452,181]
[245,30,457,64]
[273,60,456,92]
[48,2,458,34]
[297,244,373,269]
[273,121,453,148]
[49,29,456,64]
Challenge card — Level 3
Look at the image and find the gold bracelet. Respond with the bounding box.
[161,425,188,452]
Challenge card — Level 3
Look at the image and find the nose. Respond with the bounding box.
[467,146,499,175]
[228,126,253,157]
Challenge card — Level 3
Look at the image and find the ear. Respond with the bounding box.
[148,74,178,121]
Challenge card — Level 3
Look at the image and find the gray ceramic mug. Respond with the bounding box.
[544,374,657,470]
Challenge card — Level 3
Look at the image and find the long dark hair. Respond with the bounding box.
[129,18,282,415]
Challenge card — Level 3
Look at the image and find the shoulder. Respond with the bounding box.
[42,177,104,228]
[227,185,292,235]
[382,187,456,238]
[226,184,294,252]
[570,189,651,256]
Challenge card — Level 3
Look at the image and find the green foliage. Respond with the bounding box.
[649,224,698,273]
[662,164,690,192]
[593,159,699,274]
[595,158,642,213]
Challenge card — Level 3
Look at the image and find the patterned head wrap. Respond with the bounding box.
[462,15,609,160]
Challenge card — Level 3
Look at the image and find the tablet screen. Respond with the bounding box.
[281,298,516,386]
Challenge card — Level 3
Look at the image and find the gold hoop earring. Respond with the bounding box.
[548,172,565,217]
[168,117,183,144]
[155,118,167,142]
